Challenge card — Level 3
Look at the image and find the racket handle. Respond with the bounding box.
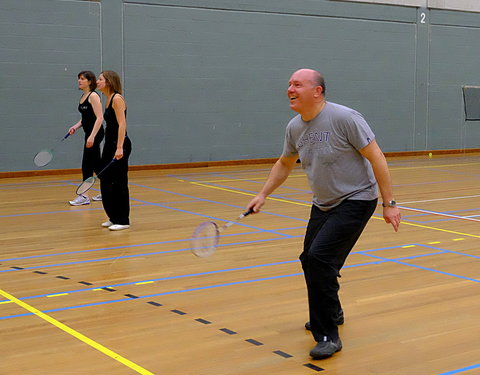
[96,158,116,177]
[239,208,254,219]
[63,132,71,139]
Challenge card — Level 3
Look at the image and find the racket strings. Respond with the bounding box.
[191,222,219,257]
[34,150,53,167]
[190,209,253,258]
[74,159,115,195]
[76,177,96,195]
[33,133,70,167]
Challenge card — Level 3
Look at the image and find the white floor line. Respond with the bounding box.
[399,206,480,222]
[400,194,480,205]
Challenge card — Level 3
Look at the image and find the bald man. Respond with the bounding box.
[247,68,401,359]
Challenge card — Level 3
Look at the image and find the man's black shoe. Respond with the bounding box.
[309,337,342,359]
[305,309,344,330]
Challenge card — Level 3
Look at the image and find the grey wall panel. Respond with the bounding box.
[124,4,416,166]
[130,0,415,23]
[335,0,480,13]
[0,0,101,172]
[428,23,480,149]
[334,0,426,7]
[430,8,480,27]
[3,1,480,172]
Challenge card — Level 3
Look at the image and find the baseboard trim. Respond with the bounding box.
[0,158,278,179]
[2,149,480,179]
[384,148,480,157]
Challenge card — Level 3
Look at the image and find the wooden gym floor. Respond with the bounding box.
[0,154,479,375]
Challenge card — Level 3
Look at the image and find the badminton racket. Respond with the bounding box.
[191,208,253,258]
[75,158,116,195]
[33,132,71,167]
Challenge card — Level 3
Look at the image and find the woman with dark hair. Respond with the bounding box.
[96,70,132,231]
[68,71,104,205]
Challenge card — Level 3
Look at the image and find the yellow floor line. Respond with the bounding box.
[0,288,155,375]
[384,220,480,238]
[190,182,310,206]
[191,162,480,184]
[190,182,480,238]
[197,173,306,183]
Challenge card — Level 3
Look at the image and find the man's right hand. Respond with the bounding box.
[247,194,266,214]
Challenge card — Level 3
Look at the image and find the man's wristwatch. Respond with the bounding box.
[382,200,397,207]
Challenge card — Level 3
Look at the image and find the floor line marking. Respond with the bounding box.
[400,194,480,205]
[437,363,480,375]
[399,206,480,222]
[0,288,155,375]
[191,182,480,238]
[1,248,475,321]
[1,245,475,317]
[391,220,480,238]
[358,253,479,283]
[190,181,307,206]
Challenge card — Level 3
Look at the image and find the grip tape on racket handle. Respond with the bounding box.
[240,208,254,219]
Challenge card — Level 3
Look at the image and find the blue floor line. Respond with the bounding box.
[436,363,480,375]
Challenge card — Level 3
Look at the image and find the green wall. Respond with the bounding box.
[1,0,480,172]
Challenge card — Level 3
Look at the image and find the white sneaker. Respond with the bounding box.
[92,194,102,201]
[108,224,130,231]
[102,221,113,227]
[69,195,90,206]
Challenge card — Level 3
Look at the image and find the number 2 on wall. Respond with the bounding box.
[420,12,426,24]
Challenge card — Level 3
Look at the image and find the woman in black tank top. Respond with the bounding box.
[68,71,105,206]
[96,70,132,231]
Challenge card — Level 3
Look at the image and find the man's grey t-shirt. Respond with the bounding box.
[283,101,378,210]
